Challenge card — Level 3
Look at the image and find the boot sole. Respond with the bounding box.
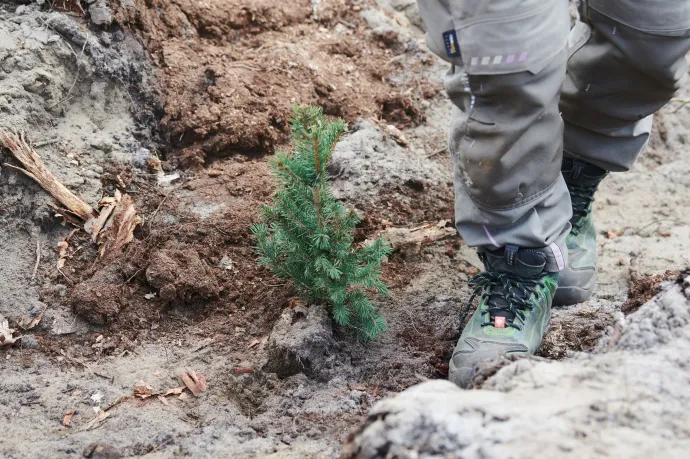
[553,277,595,306]
[448,359,472,389]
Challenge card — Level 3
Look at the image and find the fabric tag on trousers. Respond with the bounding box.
[442,30,461,58]
[505,244,520,267]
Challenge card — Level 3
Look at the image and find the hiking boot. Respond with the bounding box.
[553,158,608,306]
[449,246,558,388]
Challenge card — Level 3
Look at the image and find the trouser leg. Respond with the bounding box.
[417,0,572,272]
[561,1,690,171]
[445,56,571,272]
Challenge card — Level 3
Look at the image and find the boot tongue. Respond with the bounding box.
[483,245,547,278]
[480,246,548,323]
[562,158,607,188]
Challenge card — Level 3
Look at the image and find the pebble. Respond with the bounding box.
[90,139,113,153]
[82,443,122,459]
[20,334,40,349]
[89,2,114,26]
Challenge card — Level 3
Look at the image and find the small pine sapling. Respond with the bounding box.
[252,106,392,339]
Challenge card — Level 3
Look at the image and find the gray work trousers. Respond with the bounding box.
[417,0,690,272]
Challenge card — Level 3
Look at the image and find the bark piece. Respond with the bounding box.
[0,315,20,348]
[0,130,96,222]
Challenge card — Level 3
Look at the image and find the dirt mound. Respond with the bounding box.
[70,265,124,325]
[59,156,288,332]
[109,0,432,165]
[146,245,220,304]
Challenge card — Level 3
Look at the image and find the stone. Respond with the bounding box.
[82,443,122,459]
[262,304,333,380]
[89,1,113,26]
[19,334,39,349]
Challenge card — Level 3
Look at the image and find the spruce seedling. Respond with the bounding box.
[252,106,392,339]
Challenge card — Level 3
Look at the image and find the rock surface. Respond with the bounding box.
[343,274,690,459]
[331,120,448,203]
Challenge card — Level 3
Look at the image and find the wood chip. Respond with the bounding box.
[97,192,141,258]
[163,386,185,396]
[180,369,208,397]
[133,380,154,399]
[17,306,46,330]
[57,240,69,269]
[383,124,408,146]
[81,408,109,431]
[606,230,617,239]
[157,395,169,406]
[0,315,20,348]
[63,409,76,426]
[234,367,254,375]
[657,228,671,238]
[85,194,118,242]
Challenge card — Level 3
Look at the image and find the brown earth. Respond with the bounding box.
[622,267,680,314]
[40,0,451,375]
[110,0,429,167]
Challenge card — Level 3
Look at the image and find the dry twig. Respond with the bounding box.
[31,239,41,280]
[0,130,96,221]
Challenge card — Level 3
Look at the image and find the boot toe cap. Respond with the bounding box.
[448,337,529,388]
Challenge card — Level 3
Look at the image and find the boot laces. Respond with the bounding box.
[460,272,548,331]
[568,182,597,235]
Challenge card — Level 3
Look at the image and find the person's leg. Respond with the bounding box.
[417,0,571,388]
[555,1,690,305]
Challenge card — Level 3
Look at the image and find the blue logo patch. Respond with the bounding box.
[442,30,460,58]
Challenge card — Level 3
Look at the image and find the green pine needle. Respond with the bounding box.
[251,105,392,339]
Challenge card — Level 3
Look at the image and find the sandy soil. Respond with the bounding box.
[0,0,688,458]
